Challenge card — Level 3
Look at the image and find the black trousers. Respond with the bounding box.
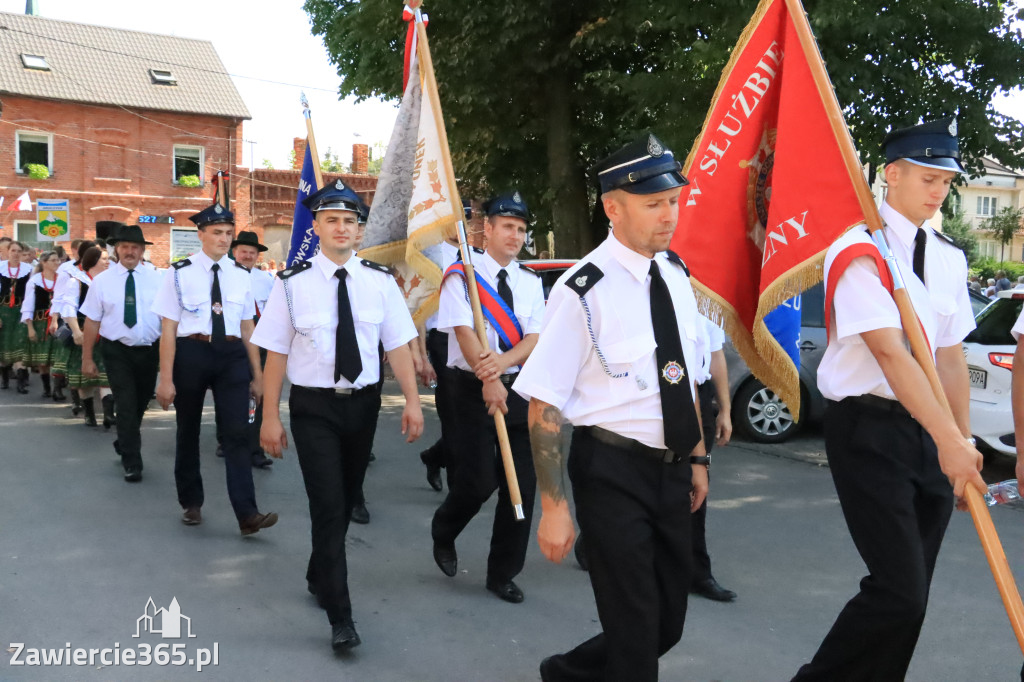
[420,329,452,473]
[290,385,380,626]
[216,346,267,457]
[101,339,159,470]
[172,338,257,520]
[792,398,953,682]
[545,427,693,682]
[431,369,536,583]
[690,380,718,584]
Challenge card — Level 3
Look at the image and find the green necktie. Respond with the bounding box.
[124,269,137,328]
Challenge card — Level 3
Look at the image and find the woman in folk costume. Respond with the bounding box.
[61,246,112,427]
[20,251,62,400]
[0,241,35,393]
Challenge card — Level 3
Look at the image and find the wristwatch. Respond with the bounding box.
[689,455,711,467]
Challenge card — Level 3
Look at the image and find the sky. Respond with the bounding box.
[0,0,402,171]
[0,0,1021,173]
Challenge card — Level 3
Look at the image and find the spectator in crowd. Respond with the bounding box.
[997,269,1012,291]
[985,278,998,298]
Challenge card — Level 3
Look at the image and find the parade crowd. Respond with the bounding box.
[1,123,1019,681]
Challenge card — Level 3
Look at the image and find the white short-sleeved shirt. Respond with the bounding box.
[250,267,276,319]
[57,268,93,319]
[250,251,417,389]
[151,250,255,337]
[20,272,58,322]
[437,249,546,374]
[1011,309,1024,342]
[695,315,725,385]
[80,261,163,345]
[817,201,975,402]
[513,231,705,450]
[424,242,461,331]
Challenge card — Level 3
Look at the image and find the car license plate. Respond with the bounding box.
[969,367,988,389]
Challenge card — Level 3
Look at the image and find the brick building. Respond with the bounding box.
[250,138,377,263]
[0,11,250,266]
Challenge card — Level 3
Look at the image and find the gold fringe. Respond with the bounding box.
[412,289,440,329]
[681,0,778,175]
[359,240,408,266]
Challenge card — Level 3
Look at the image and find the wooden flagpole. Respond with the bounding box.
[301,93,325,190]
[783,0,1024,652]
[413,4,525,521]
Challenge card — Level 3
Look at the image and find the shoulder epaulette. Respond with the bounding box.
[171,259,191,270]
[665,249,690,276]
[565,262,604,296]
[234,260,251,273]
[930,228,961,250]
[472,246,484,255]
[360,259,391,275]
[279,260,312,280]
[518,263,541,277]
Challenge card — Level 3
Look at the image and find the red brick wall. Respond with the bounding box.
[0,95,248,267]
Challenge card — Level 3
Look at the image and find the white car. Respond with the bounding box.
[965,289,1022,457]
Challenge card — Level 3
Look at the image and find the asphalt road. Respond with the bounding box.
[1,379,1022,681]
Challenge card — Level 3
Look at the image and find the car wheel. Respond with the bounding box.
[732,379,804,443]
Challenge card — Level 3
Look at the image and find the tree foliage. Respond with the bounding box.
[305,0,1024,258]
[985,205,1024,261]
[321,147,348,173]
[938,207,979,264]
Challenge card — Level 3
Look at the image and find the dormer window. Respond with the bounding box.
[150,69,176,86]
[21,54,49,71]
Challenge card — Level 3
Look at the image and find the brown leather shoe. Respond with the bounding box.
[181,507,202,526]
[239,512,279,536]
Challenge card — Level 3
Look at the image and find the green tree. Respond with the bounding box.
[261,158,275,170]
[305,0,1024,258]
[939,208,979,265]
[321,147,348,173]
[985,205,1024,262]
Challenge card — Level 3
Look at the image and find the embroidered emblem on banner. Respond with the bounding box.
[661,360,684,384]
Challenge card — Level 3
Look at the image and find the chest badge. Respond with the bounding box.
[212,302,223,315]
[661,360,685,385]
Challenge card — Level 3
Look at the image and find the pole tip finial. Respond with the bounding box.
[300,92,309,110]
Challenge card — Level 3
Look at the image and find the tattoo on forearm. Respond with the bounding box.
[530,403,567,503]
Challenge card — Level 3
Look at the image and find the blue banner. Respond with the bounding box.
[764,293,801,370]
[286,143,319,266]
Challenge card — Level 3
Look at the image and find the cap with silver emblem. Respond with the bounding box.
[189,201,234,229]
[592,133,689,195]
[882,116,965,173]
[483,191,531,223]
[302,179,363,215]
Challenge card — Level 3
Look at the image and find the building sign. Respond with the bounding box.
[36,199,70,241]
[139,215,175,224]
[169,228,201,263]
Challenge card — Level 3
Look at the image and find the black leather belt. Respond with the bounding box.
[455,368,518,386]
[293,384,377,398]
[841,394,912,419]
[579,425,682,464]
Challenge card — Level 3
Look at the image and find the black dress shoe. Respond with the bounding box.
[486,578,524,604]
[691,577,737,602]
[433,541,457,577]
[251,452,274,469]
[539,656,556,682]
[350,502,370,525]
[123,466,142,483]
[420,451,443,492]
[331,622,360,651]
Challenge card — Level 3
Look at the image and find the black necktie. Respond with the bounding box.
[334,269,362,383]
[124,269,137,328]
[649,261,702,456]
[913,228,927,284]
[210,263,225,342]
[496,269,514,352]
